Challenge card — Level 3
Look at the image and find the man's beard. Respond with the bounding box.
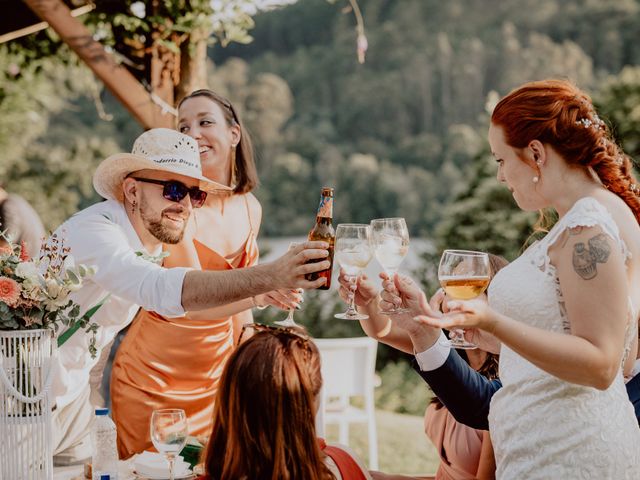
[139,195,186,244]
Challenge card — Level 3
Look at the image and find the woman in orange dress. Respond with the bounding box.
[110,90,300,458]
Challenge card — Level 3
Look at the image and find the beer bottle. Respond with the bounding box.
[306,187,335,289]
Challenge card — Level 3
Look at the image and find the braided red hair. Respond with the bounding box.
[491,79,640,224]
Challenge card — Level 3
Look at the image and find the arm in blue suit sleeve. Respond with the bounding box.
[412,349,502,430]
[413,351,640,428]
[625,373,640,424]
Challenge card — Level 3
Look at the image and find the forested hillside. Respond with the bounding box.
[206,0,640,246]
[1,0,639,248]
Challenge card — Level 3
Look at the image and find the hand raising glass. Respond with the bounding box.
[371,218,410,314]
[334,224,372,320]
[437,250,490,349]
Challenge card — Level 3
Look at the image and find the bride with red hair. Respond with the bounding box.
[403,79,640,477]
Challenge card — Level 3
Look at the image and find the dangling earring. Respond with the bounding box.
[131,200,137,215]
[229,144,237,188]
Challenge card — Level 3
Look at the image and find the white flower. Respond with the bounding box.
[130,1,146,18]
[15,261,39,281]
[45,278,63,299]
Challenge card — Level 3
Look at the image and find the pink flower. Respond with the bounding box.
[357,32,368,64]
[19,241,30,261]
[0,276,21,307]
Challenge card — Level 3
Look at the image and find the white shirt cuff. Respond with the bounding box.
[415,331,451,371]
[153,267,190,317]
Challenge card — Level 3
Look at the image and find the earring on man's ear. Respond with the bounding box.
[131,200,137,215]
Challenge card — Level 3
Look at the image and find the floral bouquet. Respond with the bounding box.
[0,232,103,357]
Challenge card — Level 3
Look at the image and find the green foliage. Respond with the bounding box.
[596,66,640,162]
[375,360,433,416]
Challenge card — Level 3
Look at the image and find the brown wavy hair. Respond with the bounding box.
[491,79,640,225]
[431,253,507,409]
[202,327,335,480]
[177,89,258,194]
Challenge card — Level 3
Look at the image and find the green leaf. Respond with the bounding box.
[57,295,109,353]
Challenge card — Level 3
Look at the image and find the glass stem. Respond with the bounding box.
[346,275,358,314]
[168,454,175,480]
[286,308,295,322]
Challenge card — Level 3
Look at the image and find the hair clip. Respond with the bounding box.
[631,184,639,194]
[576,114,605,131]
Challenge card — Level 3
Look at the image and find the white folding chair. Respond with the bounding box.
[314,337,378,470]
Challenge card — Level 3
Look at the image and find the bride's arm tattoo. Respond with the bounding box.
[571,233,611,280]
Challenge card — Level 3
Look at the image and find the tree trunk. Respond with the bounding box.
[23,0,173,128]
[176,28,211,102]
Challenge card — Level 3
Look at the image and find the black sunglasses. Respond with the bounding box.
[131,177,208,208]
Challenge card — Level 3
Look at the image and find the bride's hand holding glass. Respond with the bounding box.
[415,296,498,334]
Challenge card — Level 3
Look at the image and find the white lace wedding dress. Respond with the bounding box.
[487,197,640,479]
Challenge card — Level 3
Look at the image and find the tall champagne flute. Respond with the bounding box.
[371,218,410,314]
[274,242,302,327]
[438,249,490,350]
[334,224,373,320]
[150,408,188,480]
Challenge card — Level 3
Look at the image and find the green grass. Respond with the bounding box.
[324,410,440,476]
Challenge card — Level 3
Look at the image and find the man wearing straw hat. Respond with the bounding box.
[49,128,330,464]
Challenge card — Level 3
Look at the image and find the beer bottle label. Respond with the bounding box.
[317,196,333,218]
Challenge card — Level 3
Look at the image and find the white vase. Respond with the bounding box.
[0,329,55,480]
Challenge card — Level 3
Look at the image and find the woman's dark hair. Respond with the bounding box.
[177,89,258,194]
[203,327,335,480]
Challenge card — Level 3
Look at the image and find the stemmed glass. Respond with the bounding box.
[371,218,410,314]
[274,242,302,327]
[437,249,490,350]
[150,408,188,480]
[334,224,373,320]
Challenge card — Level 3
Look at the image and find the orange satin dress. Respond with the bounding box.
[110,200,259,459]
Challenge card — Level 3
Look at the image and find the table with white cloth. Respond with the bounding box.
[53,458,137,480]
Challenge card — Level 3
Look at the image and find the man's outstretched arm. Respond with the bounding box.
[181,241,329,311]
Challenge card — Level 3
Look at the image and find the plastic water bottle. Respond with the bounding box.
[91,408,119,480]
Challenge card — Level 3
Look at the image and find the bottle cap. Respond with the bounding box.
[95,408,109,416]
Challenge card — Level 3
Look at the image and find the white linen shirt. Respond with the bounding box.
[50,200,189,409]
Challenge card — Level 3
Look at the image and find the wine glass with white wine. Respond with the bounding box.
[371,218,410,314]
[334,224,373,320]
[437,249,490,350]
[150,408,188,480]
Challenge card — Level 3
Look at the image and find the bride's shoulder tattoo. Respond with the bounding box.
[571,233,611,280]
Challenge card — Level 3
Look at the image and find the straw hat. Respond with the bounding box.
[93,128,231,202]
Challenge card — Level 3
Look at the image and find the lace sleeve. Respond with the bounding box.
[533,197,629,273]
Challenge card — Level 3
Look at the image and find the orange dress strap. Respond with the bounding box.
[317,438,367,480]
